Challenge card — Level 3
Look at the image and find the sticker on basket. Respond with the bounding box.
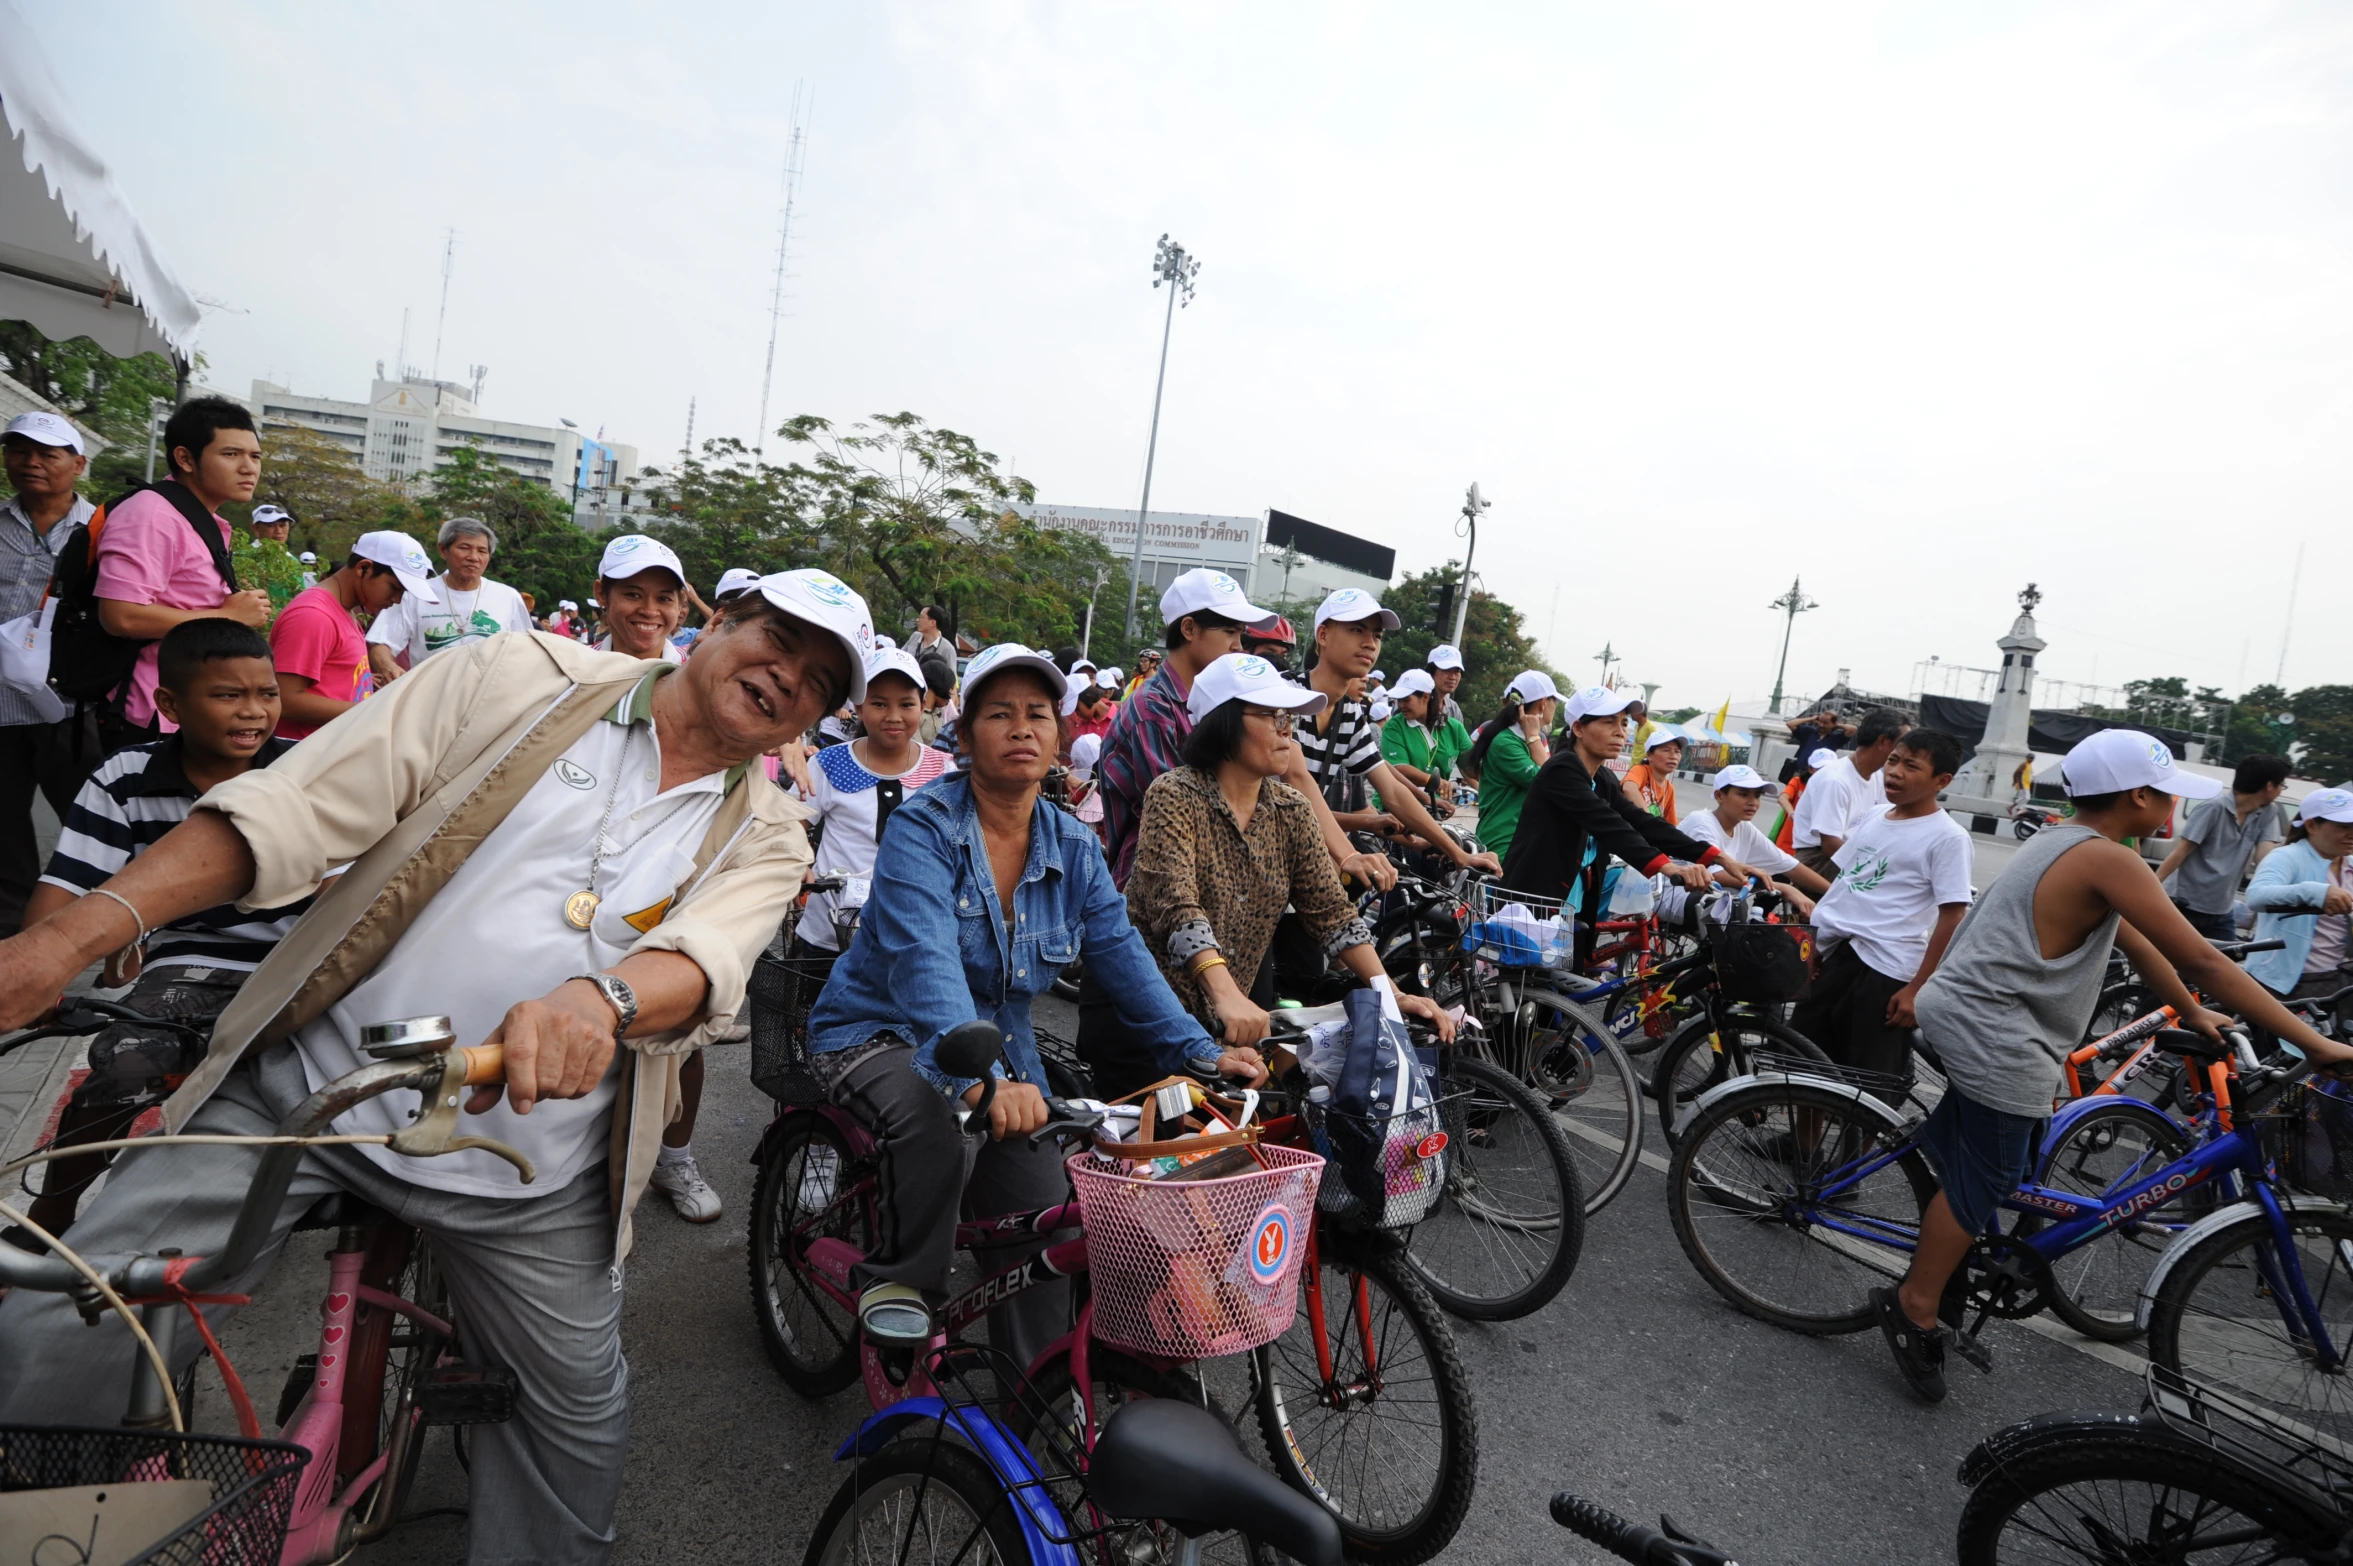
[1248,1204,1293,1284]
[1414,1131,1450,1162]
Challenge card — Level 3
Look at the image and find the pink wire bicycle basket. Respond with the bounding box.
[1068,1143,1325,1360]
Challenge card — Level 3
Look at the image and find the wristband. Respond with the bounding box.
[89,887,149,953]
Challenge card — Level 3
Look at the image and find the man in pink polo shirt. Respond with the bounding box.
[92,397,272,743]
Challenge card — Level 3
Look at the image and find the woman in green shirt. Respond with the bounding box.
[1462,671,1561,862]
[1379,669,1443,793]
[1425,645,1474,793]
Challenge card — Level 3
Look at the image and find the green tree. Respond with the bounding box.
[420,443,600,613]
[1378,564,1557,720]
[240,424,420,560]
[632,436,822,594]
[2222,683,2296,765]
[0,321,186,496]
[2289,685,2353,784]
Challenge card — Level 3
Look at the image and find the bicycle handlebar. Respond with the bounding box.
[1550,1492,1739,1565]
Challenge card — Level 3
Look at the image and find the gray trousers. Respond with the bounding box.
[0,1045,627,1566]
[831,1042,1074,1375]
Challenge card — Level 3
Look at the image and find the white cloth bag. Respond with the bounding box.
[0,600,69,723]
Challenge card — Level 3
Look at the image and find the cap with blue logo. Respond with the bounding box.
[751,568,878,704]
[596,533,686,588]
[2299,788,2353,825]
[960,643,1068,710]
[2059,729,2223,800]
[350,530,441,602]
[1312,588,1401,634]
[1159,568,1270,631]
[1187,652,1330,723]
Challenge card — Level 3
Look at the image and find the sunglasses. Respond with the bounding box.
[1244,706,1298,734]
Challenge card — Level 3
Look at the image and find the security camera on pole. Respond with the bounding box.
[1121,234,1203,643]
[1450,482,1489,649]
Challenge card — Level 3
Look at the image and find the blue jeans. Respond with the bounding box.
[1915,1085,2046,1239]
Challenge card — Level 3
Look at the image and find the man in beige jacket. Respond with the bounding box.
[0,569,869,1565]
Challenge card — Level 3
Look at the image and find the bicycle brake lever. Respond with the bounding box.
[384,1050,537,1184]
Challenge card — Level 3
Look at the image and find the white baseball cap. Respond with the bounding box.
[1389,668,1436,702]
[1643,725,1688,753]
[559,599,578,610]
[350,531,441,602]
[3,411,83,453]
[1160,568,1270,630]
[2058,729,2224,800]
[1070,733,1103,774]
[2300,788,2353,825]
[1426,643,1464,671]
[1369,669,1387,683]
[715,567,761,598]
[1807,747,1840,771]
[1312,588,1400,634]
[1094,667,1122,690]
[597,533,686,587]
[1186,652,1331,723]
[1513,671,1571,709]
[1712,764,1770,792]
[249,504,293,529]
[1371,700,1393,721]
[750,568,879,704]
[960,642,1068,709]
[863,645,926,695]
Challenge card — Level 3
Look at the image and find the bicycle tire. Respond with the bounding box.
[366,1234,448,1535]
[1666,1078,1933,1335]
[2021,1101,2195,1343]
[803,1437,1038,1566]
[1650,1012,1828,1147]
[2083,983,2161,1045]
[1008,1349,1263,1566]
[1403,1053,1585,1320]
[1254,1238,1478,1565]
[2147,1204,2353,1436]
[1955,1424,2340,1564]
[748,1112,872,1396]
[1511,986,1642,1214]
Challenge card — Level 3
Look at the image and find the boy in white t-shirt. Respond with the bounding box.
[1681,764,1832,919]
[794,647,955,974]
[1791,728,1974,1082]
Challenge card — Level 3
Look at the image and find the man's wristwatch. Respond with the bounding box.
[573,971,639,1039]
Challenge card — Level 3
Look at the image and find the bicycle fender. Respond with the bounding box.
[2133,1194,2345,1332]
[831,1398,1083,1565]
[1685,1068,1908,1134]
[1955,1408,2154,1487]
[2041,1092,2182,1148]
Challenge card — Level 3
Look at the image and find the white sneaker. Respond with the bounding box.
[650,1155,723,1223]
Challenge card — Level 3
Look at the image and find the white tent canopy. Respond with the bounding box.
[0,0,202,364]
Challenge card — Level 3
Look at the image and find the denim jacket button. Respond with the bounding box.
[1016,967,1026,977]
[960,897,969,908]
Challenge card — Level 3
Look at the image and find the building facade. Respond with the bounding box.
[249,372,638,501]
[1020,503,1395,604]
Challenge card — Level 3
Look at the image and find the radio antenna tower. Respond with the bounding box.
[754,87,810,459]
[682,395,696,462]
[430,229,456,384]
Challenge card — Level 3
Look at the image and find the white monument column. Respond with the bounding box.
[1971,583,2046,811]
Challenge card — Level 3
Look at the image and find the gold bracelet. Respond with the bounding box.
[1189,953,1228,978]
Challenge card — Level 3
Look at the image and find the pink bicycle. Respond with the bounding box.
[0,1007,524,1564]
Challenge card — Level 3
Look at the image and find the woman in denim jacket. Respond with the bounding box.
[2244,788,2353,1000]
[805,644,1267,1363]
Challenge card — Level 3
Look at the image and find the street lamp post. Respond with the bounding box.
[1767,576,1819,717]
[1078,567,1111,662]
[1450,483,1489,648]
[1122,235,1202,644]
[141,396,170,482]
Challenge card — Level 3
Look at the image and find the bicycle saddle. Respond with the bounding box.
[2150,1028,2231,1063]
[1088,1400,1343,1565]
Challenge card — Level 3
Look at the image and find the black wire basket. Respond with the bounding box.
[748,912,851,1104]
[2258,1078,2353,1205]
[0,1426,308,1566]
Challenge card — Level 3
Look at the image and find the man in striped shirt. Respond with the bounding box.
[15,618,309,1237]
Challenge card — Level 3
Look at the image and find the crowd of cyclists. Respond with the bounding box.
[5,398,2353,1561]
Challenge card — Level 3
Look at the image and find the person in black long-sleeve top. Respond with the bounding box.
[1500,685,1764,900]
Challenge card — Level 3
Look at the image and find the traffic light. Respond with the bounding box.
[1430,578,1457,633]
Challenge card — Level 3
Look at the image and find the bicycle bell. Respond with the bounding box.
[361,1015,457,1059]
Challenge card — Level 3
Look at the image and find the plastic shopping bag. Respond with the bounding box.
[0,601,68,723]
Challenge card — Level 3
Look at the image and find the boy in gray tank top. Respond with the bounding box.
[1870,730,2353,1403]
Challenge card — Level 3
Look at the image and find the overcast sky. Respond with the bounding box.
[18,2,2352,711]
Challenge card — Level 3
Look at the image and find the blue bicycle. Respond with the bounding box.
[1665,1030,2353,1435]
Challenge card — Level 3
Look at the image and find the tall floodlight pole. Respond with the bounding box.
[1122,234,1202,643]
[1450,483,1490,648]
[1767,575,1819,716]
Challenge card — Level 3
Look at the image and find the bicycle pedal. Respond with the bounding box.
[414,1362,519,1425]
[1947,1329,1994,1375]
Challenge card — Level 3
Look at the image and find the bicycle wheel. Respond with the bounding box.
[1650,1012,1827,1146]
[803,1438,1038,1566]
[1510,986,1642,1214]
[1956,1426,2338,1564]
[2022,1102,2195,1343]
[1667,1079,1933,1335]
[1606,973,1703,1079]
[1404,1053,1585,1320]
[2084,983,2161,1045]
[1010,1350,1259,1566]
[2148,1205,2353,1439]
[748,1111,873,1396]
[1254,1238,1477,1565]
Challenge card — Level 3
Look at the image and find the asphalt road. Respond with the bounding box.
[206,933,2136,1566]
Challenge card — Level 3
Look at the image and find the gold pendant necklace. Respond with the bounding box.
[566,728,637,930]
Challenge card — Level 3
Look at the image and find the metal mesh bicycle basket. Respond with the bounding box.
[1068,1143,1324,1360]
[0,1426,308,1566]
[748,908,855,1103]
[2259,1078,2353,1204]
[1458,882,1575,970]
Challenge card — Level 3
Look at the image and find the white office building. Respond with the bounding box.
[1019,504,1395,604]
[249,371,638,502]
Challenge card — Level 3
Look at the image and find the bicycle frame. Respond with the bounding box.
[1788,1090,2346,1374]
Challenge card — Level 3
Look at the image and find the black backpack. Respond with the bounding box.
[47,482,238,705]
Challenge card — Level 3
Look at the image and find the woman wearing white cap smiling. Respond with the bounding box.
[1101,654,1455,1097]
[2243,787,2353,1000]
[593,534,689,661]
